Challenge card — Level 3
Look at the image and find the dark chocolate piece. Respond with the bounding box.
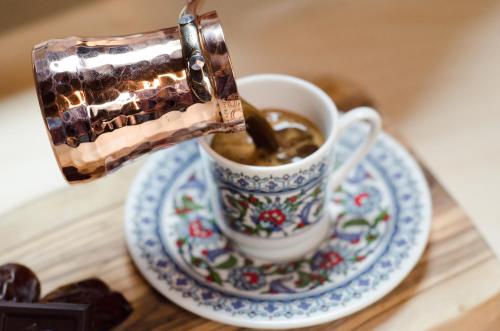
[0,301,89,331]
[0,264,41,303]
[42,278,132,331]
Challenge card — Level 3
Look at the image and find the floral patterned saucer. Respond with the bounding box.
[124,126,431,329]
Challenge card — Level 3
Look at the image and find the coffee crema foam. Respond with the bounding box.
[211,109,325,166]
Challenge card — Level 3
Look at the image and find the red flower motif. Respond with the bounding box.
[356,255,365,262]
[248,196,259,204]
[287,196,298,203]
[239,201,249,208]
[320,251,344,269]
[383,213,390,222]
[243,271,260,284]
[354,192,369,207]
[311,274,327,284]
[189,220,213,238]
[176,239,185,247]
[258,209,286,225]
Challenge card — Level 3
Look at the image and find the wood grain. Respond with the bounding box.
[431,292,500,331]
[2,0,500,263]
[1,88,500,330]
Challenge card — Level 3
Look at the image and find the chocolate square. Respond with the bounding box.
[0,302,90,331]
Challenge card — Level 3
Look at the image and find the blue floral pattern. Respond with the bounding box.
[168,173,389,294]
[343,185,383,215]
[212,163,328,238]
[212,162,327,193]
[218,181,326,237]
[228,266,267,291]
[126,124,431,325]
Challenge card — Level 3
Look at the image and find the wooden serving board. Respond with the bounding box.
[1,92,500,330]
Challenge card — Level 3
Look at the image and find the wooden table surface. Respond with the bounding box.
[1,99,500,331]
[0,1,497,329]
[2,0,500,265]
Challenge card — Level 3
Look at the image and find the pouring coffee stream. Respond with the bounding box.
[240,99,279,152]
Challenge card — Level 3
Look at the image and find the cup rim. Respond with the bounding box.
[198,74,339,173]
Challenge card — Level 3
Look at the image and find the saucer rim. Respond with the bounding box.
[124,131,432,329]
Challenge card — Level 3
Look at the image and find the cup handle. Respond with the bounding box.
[330,107,382,189]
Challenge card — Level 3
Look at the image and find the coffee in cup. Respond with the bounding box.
[211,109,325,166]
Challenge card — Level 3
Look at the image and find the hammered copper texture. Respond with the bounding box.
[33,11,244,183]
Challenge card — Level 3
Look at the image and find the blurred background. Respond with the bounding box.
[0,0,498,255]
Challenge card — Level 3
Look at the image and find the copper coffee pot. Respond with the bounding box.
[32,0,244,183]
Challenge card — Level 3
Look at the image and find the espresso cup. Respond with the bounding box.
[198,74,381,262]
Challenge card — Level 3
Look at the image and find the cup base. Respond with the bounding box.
[231,214,332,262]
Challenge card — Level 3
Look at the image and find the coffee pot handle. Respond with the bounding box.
[180,0,205,18]
[330,107,382,189]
